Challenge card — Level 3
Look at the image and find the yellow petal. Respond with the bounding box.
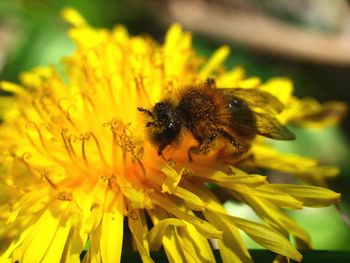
[290,99,348,128]
[270,184,341,207]
[205,210,252,263]
[231,216,302,262]
[148,218,186,250]
[100,211,124,263]
[161,165,183,193]
[184,182,252,263]
[60,228,85,263]
[61,7,87,27]
[0,96,14,117]
[0,227,30,262]
[84,229,101,263]
[7,189,50,224]
[217,66,246,87]
[118,177,153,210]
[173,186,206,211]
[128,209,154,263]
[199,45,230,79]
[238,77,261,89]
[41,221,71,263]
[189,182,301,261]
[165,23,183,51]
[19,204,68,262]
[182,222,216,263]
[152,193,222,239]
[259,78,293,104]
[251,144,336,186]
[174,224,215,263]
[0,81,27,96]
[243,195,311,247]
[218,183,303,209]
[196,169,267,187]
[148,208,186,263]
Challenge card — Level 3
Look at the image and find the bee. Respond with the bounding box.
[138,79,295,161]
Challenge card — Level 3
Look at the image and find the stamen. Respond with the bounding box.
[90,202,100,211]
[125,200,138,220]
[167,159,176,168]
[117,123,136,153]
[101,173,119,191]
[32,98,49,122]
[105,118,123,167]
[57,98,78,129]
[20,152,36,175]
[41,169,58,189]
[67,134,78,157]
[57,191,73,201]
[26,121,47,150]
[132,145,144,161]
[39,94,55,115]
[90,132,108,166]
[137,159,146,180]
[60,129,75,161]
[127,210,138,220]
[79,133,89,163]
[75,92,97,115]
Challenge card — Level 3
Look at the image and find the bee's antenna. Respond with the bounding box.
[137,107,154,118]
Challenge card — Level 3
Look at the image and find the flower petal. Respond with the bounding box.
[199,46,230,79]
[128,209,154,263]
[186,182,301,261]
[205,211,252,263]
[173,186,206,211]
[100,210,124,263]
[60,228,85,263]
[219,183,303,209]
[243,195,311,248]
[196,169,267,187]
[148,208,186,263]
[269,184,341,207]
[61,7,87,27]
[184,182,252,263]
[152,193,222,239]
[41,221,71,263]
[238,77,261,89]
[259,78,293,104]
[18,204,68,262]
[182,222,216,263]
[161,165,183,193]
[148,218,186,250]
[231,216,302,262]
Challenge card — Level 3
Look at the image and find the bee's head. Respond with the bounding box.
[138,100,182,154]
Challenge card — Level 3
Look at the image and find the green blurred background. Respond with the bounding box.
[0,0,349,251]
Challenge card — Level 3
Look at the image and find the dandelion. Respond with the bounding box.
[0,8,346,263]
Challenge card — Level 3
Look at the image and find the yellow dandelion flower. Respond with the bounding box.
[0,8,346,263]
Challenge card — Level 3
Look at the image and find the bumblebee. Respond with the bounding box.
[138,79,295,161]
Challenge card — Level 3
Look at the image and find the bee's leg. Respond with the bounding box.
[216,128,243,153]
[188,133,217,162]
[157,144,168,161]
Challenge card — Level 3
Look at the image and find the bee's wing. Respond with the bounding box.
[254,112,295,140]
[221,88,284,114]
[223,94,295,141]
